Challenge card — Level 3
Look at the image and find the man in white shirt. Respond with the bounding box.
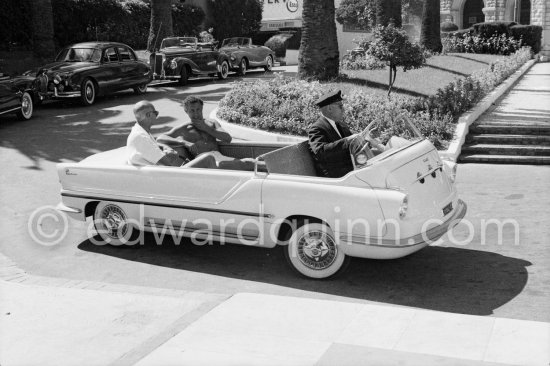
[127,101,185,166]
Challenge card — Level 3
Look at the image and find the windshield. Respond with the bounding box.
[222,37,249,47]
[350,114,424,168]
[56,48,101,62]
[160,37,197,49]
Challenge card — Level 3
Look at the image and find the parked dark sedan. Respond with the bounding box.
[0,71,38,120]
[150,37,230,85]
[32,42,151,106]
[219,37,274,75]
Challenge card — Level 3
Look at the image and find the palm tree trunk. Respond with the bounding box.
[420,0,442,53]
[148,0,173,52]
[298,0,339,80]
[30,0,55,60]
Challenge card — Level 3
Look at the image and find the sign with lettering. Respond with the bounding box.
[262,0,302,19]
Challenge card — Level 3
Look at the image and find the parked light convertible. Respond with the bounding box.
[56,118,466,279]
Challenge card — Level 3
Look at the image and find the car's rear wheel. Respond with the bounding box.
[133,84,147,95]
[16,92,33,120]
[80,78,96,106]
[284,221,350,279]
[238,58,247,76]
[263,55,273,72]
[93,202,140,246]
[217,60,229,80]
[178,66,189,86]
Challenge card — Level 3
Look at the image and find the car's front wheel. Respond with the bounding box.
[178,66,189,86]
[133,84,148,95]
[93,202,140,246]
[264,55,273,72]
[16,92,33,120]
[284,221,350,279]
[80,78,96,106]
[238,58,247,76]
[217,60,229,80]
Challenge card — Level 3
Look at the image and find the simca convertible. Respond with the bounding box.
[150,37,231,85]
[56,119,466,279]
[219,37,274,75]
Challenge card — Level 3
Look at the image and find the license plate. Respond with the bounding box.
[443,202,453,216]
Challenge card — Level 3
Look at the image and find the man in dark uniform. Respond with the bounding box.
[308,90,384,178]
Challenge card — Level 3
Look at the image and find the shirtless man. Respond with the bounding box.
[157,95,255,170]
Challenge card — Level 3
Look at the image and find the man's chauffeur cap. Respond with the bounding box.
[315,89,343,108]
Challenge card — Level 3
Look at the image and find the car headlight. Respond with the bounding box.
[170,59,177,69]
[230,56,236,61]
[399,194,409,219]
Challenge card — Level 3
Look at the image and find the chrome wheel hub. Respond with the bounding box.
[100,205,127,239]
[297,231,337,270]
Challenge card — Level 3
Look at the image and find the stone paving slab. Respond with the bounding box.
[135,293,550,366]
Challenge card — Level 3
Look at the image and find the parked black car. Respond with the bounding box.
[0,71,38,120]
[31,42,151,106]
[150,37,230,85]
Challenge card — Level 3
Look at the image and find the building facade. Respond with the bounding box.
[189,0,550,59]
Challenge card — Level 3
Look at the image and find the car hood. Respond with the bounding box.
[40,61,97,74]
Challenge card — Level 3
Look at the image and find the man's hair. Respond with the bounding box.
[133,100,153,117]
[183,95,204,110]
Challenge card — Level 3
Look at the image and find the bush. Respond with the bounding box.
[473,21,516,38]
[218,48,531,150]
[442,32,522,55]
[440,21,458,32]
[510,25,543,53]
[265,34,292,57]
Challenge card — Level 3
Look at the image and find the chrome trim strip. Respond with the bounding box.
[61,192,270,218]
[0,107,21,115]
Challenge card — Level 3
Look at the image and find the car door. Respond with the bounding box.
[117,46,142,88]
[97,47,122,92]
[0,78,19,113]
[135,167,265,243]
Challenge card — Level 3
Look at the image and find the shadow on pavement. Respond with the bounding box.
[79,236,531,316]
[0,80,235,168]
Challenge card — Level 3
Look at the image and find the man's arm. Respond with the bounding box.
[193,119,232,143]
[308,124,356,156]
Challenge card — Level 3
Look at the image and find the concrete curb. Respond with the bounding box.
[209,108,306,143]
[211,59,537,161]
[439,58,537,162]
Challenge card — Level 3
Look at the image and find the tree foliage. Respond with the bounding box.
[365,24,426,96]
[375,0,401,27]
[335,0,375,30]
[299,0,340,80]
[206,0,262,42]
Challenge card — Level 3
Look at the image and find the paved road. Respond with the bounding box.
[1,67,549,323]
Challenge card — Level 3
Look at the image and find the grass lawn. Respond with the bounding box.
[335,53,506,98]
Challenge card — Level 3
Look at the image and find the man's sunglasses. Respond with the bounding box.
[146,110,159,117]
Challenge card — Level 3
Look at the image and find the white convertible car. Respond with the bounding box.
[56,119,466,279]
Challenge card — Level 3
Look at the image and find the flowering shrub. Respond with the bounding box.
[218,48,531,150]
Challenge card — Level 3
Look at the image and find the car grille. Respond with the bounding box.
[154,54,163,75]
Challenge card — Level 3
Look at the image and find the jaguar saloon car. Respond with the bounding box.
[32,42,151,106]
[219,37,274,75]
[149,37,231,85]
[0,71,38,120]
[56,118,466,279]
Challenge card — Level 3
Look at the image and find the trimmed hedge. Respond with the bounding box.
[473,21,517,37]
[510,25,543,53]
[218,48,532,150]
